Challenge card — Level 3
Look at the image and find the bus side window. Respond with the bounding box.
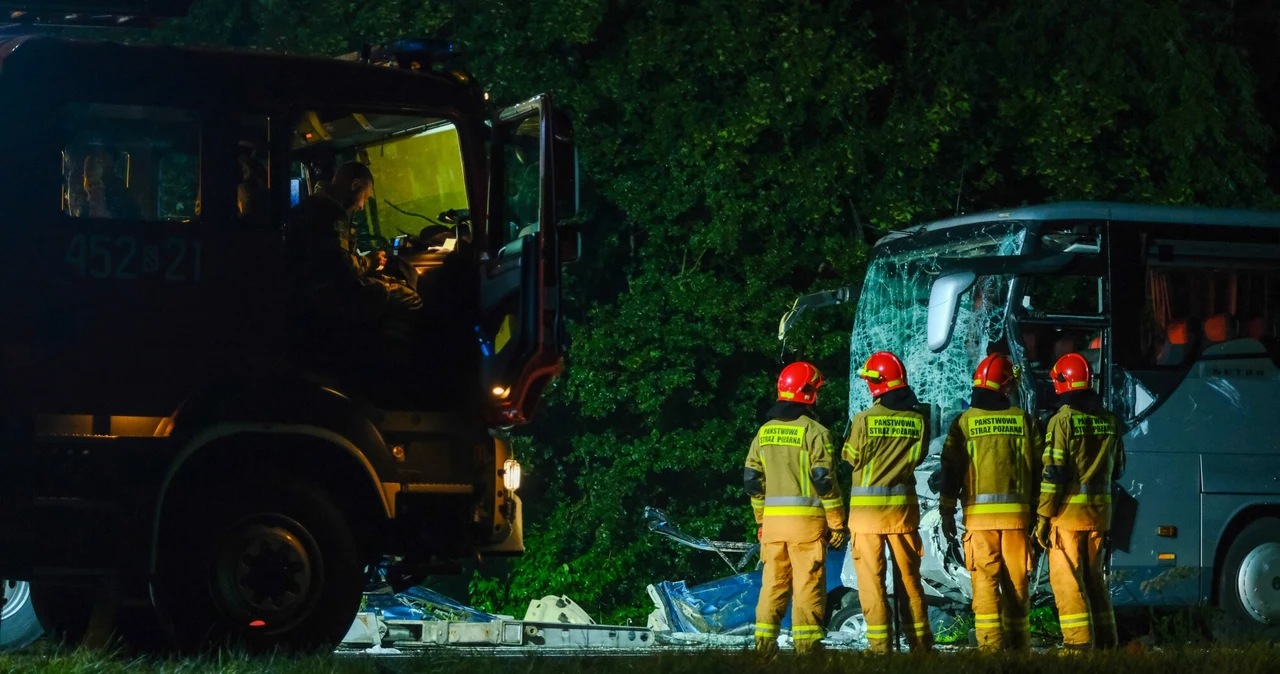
[1143,238,1280,367]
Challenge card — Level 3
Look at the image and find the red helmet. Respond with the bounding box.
[858,352,908,399]
[778,362,824,405]
[973,353,1016,391]
[1050,353,1092,395]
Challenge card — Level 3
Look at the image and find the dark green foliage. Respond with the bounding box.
[141,0,1274,624]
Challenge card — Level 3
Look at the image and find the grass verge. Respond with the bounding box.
[3,644,1280,674]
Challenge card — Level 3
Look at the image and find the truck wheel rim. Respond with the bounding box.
[212,516,319,630]
[1237,541,1280,624]
[0,580,30,622]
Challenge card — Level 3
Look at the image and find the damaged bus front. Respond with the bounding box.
[828,202,1280,637]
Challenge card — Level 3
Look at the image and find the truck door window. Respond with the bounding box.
[62,104,200,222]
[492,115,542,249]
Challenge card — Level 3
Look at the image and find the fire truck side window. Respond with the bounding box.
[290,111,467,252]
[62,104,201,222]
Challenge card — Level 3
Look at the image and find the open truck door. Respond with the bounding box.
[480,94,576,425]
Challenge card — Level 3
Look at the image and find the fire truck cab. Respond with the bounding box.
[0,4,578,652]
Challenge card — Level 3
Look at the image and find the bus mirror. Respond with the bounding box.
[559,223,582,264]
[927,271,976,352]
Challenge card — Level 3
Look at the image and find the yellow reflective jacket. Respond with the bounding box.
[745,415,846,544]
[940,407,1043,530]
[1037,404,1126,531]
[843,403,927,534]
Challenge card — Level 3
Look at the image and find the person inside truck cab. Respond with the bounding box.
[284,161,422,330]
[236,142,270,226]
[76,150,140,220]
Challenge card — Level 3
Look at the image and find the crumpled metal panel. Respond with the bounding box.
[649,552,848,634]
[361,585,498,623]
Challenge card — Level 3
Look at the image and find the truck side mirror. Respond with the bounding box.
[927,271,976,352]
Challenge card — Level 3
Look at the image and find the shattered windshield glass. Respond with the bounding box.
[843,221,1030,613]
[848,222,1026,424]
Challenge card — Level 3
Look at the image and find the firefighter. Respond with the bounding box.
[844,352,934,653]
[940,353,1042,651]
[1035,352,1125,650]
[745,362,847,656]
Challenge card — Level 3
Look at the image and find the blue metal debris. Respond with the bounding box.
[360,585,498,623]
[645,505,850,635]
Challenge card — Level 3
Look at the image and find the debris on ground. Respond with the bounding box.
[640,448,1058,650]
[525,596,596,624]
[344,460,1062,654]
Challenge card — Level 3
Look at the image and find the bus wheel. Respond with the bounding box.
[157,477,364,653]
[1215,516,1280,641]
[0,580,43,650]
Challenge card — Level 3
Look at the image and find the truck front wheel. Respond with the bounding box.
[157,477,364,653]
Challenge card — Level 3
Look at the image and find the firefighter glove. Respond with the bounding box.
[1034,516,1052,550]
[939,508,958,542]
[939,509,962,564]
[757,525,763,542]
[828,528,848,550]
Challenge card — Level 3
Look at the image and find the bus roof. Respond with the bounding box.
[880,201,1280,246]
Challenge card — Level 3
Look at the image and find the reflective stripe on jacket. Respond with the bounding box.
[745,415,846,543]
[940,407,1042,530]
[843,403,927,534]
[1037,404,1125,531]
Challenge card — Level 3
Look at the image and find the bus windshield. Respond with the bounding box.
[849,221,1026,427]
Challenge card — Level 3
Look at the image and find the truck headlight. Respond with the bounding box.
[503,459,522,491]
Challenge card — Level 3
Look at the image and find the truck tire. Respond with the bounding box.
[1215,516,1280,642]
[0,580,43,650]
[156,477,364,653]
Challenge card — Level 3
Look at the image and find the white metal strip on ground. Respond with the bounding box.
[341,615,657,651]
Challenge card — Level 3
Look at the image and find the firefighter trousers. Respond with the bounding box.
[850,532,934,653]
[963,529,1032,651]
[1048,527,1117,648]
[754,539,827,655]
